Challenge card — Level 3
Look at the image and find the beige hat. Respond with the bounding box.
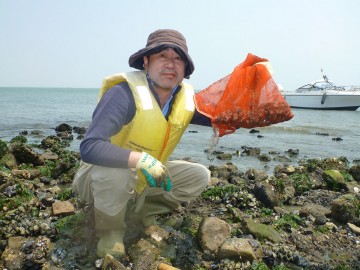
[128,29,195,79]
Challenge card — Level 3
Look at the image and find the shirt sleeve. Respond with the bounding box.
[80,82,136,168]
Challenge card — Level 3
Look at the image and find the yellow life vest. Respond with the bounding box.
[98,71,195,193]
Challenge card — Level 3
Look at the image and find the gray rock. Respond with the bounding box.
[52,200,75,216]
[299,203,331,225]
[1,236,26,270]
[218,238,262,262]
[349,165,360,182]
[9,142,43,166]
[252,182,279,208]
[348,223,360,235]
[128,238,160,270]
[243,219,282,243]
[198,216,231,253]
[331,194,360,226]
[101,254,126,270]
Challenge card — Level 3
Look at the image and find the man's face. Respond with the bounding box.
[143,48,186,92]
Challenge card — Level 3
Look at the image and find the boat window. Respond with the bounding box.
[314,82,331,89]
[299,84,312,90]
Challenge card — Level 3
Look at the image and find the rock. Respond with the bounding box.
[72,126,87,135]
[252,182,279,208]
[209,164,234,179]
[41,262,64,270]
[52,201,75,216]
[143,225,170,244]
[76,134,85,140]
[322,169,347,191]
[1,236,26,270]
[7,236,26,250]
[48,186,62,195]
[289,189,340,208]
[299,204,331,225]
[216,153,232,160]
[345,181,360,194]
[128,238,160,270]
[0,139,9,159]
[273,206,290,215]
[273,155,292,162]
[55,123,72,132]
[0,171,10,185]
[198,216,231,253]
[286,148,299,157]
[166,230,199,267]
[348,223,360,235]
[40,136,62,149]
[258,154,271,162]
[2,184,17,197]
[241,147,260,156]
[9,142,43,166]
[12,169,41,180]
[282,183,296,203]
[320,157,349,171]
[22,236,53,268]
[223,163,240,172]
[158,262,181,270]
[208,177,229,187]
[30,130,43,137]
[325,222,338,231]
[244,168,268,182]
[218,238,262,262]
[40,150,59,161]
[331,194,360,226]
[101,254,126,270]
[243,219,282,243]
[56,131,73,140]
[274,164,300,176]
[283,165,296,174]
[0,152,17,169]
[349,165,360,182]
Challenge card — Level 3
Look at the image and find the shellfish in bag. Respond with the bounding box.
[194,53,294,137]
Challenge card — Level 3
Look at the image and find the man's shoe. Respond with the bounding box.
[96,229,125,258]
[94,208,127,258]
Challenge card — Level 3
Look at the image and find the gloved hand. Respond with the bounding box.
[136,152,172,191]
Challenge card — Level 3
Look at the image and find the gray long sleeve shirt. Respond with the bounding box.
[80,81,211,168]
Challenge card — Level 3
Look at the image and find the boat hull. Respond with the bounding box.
[282,92,360,110]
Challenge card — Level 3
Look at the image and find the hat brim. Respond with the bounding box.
[129,43,194,79]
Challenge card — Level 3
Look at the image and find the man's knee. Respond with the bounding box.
[188,164,210,197]
[197,164,211,188]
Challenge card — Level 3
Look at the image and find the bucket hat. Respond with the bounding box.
[129,29,194,79]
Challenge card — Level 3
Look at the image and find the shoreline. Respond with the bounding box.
[2,123,359,177]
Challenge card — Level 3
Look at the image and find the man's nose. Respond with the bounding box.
[164,57,176,66]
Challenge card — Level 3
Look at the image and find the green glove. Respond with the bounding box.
[136,152,172,191]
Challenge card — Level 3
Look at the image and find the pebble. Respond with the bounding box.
[348,223,360,235]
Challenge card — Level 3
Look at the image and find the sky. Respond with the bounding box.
[1,0,359,91]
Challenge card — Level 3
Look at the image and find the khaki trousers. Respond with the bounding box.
[72,160,210,216]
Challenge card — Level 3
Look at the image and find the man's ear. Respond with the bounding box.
[143,56,149,69]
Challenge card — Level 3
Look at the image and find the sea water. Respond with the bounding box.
[1,87,359,174]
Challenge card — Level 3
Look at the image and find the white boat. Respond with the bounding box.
[281,70,360,110]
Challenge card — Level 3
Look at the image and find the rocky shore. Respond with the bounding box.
[0,123,359,270]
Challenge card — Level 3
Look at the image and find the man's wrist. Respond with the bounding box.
[128,151,142,168]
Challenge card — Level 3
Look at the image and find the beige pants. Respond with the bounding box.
[72,160,210,216]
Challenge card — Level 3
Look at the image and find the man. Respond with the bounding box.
[73,29,211,258]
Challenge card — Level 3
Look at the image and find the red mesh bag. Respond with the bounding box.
[194,53,294,137]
